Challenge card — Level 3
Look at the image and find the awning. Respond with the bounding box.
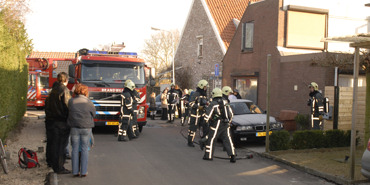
[322,33,370,48]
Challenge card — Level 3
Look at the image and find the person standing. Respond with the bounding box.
[167,84,179,123]
[67,84,96,177]
[130,87,141,138]
[187,80,209,147]
[175,85,183,119]
[180,89,190,126]
[161,89,168,120]
[201,88,236,162]
[118,81,136,141]
[222,86,233,103]
[149,92,157,120]
[45,72,71,174]
[233,89,242,99]
[307,82,325,130]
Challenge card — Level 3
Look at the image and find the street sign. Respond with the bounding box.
[215,64,219,77]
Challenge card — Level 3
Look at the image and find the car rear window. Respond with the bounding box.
[230,102,251,115]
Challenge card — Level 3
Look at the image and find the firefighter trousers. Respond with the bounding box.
[167,104,176,122]
[311,114,322,130]
[187,115,208,144]
[203,120,235,160]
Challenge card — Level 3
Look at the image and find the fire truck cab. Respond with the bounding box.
[68,48,155,132]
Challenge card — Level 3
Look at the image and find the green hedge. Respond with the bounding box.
[0,12,32,140]
[270,130,357,151]
[270,130,290,151]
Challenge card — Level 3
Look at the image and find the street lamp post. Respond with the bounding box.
[151,27,175,84]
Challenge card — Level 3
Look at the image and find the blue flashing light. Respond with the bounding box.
[88,50,137,56]
[35,70,42,72]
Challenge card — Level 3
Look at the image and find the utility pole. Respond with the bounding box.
[266,54,271,153]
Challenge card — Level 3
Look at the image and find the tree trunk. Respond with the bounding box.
[365,70,370,148]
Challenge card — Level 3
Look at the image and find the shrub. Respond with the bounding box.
[294,114,310,130]
[291,130,325,149]
[0,12,32,140]
[324,129,347,147]
[269,130,290,151]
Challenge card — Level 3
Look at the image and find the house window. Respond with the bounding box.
[241,22,254,51]
[197,35,203,58]
[286,6,328,50]
[233,77,258,104]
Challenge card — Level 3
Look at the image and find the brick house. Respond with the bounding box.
[222,0,369,117]
[175,0,257,91]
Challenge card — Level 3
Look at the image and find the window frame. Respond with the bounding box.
[197,35,203,59]
[241,22,254,52]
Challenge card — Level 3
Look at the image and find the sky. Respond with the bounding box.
[25,0,193,55]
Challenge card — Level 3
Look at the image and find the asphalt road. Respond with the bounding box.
[58,119,333,185]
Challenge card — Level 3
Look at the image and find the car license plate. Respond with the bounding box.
[106,122,119,126]
[256,131,272,137]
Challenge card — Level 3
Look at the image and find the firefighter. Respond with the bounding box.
[118,81,136,141]
[167,83,179,123]
[187,79,209,147]
[180,89,190,126]
[307,82,325,130]
[201,88,236,162]
[221,86,233,103]
[130,86,141,138]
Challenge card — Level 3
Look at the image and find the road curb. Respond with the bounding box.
[252,151,369,185]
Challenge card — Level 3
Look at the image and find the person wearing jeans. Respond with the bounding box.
[67,84,96,177]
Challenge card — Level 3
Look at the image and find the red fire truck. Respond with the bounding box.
[68,49,155,132]
[27,57,76,109]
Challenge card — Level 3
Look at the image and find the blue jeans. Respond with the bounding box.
[71,128,91,175]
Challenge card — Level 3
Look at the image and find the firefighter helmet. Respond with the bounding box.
[170,83,175,87]
[197,80,209,89]
[212,88,223,98]
[222,86,233,96]
[124,79,133,87]
[309,82,319,91]
[125,81,136,91]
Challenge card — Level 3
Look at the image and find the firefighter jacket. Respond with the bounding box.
[130,89,140,110]
[204,97,233,125]
[167,88,179,105]
[189,87,208,114]
[45,81,71,122]
[308,91,325,117]
[120,88,134,118]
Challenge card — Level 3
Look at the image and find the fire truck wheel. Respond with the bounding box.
[139,125,143,133]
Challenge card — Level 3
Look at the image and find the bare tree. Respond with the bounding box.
[141,29,180,79]
[0,0,30,25]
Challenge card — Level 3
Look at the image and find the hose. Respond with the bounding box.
[179,126,253,160]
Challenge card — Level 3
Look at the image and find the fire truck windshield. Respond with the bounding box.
[81,62,145,86]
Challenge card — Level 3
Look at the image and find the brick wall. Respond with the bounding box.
[175,0,224,90]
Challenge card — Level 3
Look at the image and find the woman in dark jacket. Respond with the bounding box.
[67,84,96,177]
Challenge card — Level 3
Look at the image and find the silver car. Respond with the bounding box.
[229,99,283,143]
[361,138,370,178]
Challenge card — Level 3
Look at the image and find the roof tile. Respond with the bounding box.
[28,51,76,59]
[205,0,259,48]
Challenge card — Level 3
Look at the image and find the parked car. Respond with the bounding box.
[361,138,370,178]
[146,94,162,117]
[229,99,283,143]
